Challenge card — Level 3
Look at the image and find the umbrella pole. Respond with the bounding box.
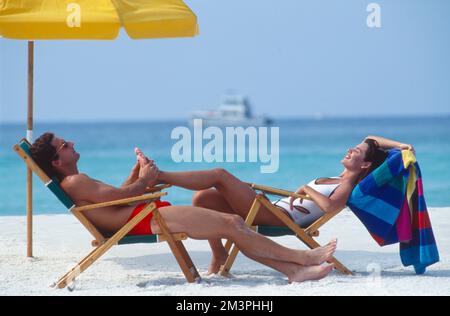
[27,41,34,258]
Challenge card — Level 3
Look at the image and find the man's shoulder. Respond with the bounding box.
[61,173,91,188]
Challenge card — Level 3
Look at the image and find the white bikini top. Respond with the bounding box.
[305,177,342,197]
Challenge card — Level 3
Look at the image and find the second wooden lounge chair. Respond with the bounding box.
[220,183,353,276]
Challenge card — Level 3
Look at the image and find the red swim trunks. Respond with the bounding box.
[127,200,172,236]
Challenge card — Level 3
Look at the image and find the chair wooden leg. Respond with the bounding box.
[257,196,354,275]
[219,245,241,277]
[329,256,353,275]
[224,239,233,253]
[157,233,188,242]
[54,203,157,289]
[154,211,200,283]
[220,197,262,276]
[53,246,99,289]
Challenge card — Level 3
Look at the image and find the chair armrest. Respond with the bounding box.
[245,182,312,201]
[73,192,168,212]
[145,184,172,193]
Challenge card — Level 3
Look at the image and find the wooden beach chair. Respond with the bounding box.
[220,183,353,276]
[13,138,200,289]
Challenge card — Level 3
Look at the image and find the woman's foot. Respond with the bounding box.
[135,148,153,167]
[301,239,337,266]
[207,254,228,275]
[135,148,162,187]
[288,263,334,283]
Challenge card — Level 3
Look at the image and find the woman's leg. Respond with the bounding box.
[159,168,285,226]
[150,205,336,282]
[190,189,235,274]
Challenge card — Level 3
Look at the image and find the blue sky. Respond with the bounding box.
[1,0,449,123]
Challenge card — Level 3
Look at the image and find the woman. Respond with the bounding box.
[152,135,415,274]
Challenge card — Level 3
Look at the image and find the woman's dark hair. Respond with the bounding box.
[29,132,63,181]
[362,138,389,177]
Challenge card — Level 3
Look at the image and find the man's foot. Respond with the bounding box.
[288,263,334,283]
[207,255,228,275]
[301,239,337,266]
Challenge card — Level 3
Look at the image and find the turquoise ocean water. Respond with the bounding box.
[1,116,450,216]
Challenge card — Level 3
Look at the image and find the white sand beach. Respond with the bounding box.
[0,208,449,296]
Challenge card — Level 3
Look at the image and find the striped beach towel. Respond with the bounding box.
[347,149,439,274]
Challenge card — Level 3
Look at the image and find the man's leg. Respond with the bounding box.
[151,205,336,282]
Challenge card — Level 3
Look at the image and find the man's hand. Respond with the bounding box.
[136,147,160,187]
[129,160,140,179]
[138,163,160,188]
[121,160,141,188]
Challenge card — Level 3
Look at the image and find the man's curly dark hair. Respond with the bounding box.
[29,132,63,181]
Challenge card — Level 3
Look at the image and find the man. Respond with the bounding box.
[29,132,336,283]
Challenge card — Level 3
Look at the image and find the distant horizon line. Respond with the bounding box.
[1,112,449,125]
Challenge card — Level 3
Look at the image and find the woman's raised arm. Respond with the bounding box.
[365,135,415,154]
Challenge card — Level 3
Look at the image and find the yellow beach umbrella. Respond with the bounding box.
[0,0,199,257]
[0,0,198,39]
